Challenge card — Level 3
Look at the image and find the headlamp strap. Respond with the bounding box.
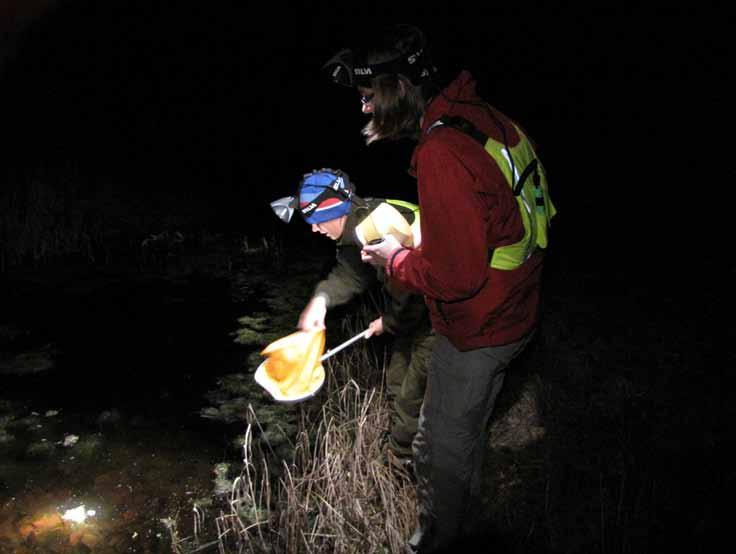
[298,171,353,219]
[354,47,433,85]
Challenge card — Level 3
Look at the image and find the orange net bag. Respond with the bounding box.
[259,329,325,398]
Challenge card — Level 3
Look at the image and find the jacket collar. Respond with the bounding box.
[410,70,480,176]
[421,70,480,135]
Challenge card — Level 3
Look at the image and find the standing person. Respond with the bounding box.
[269,168,434,467]
[323,25,556,553]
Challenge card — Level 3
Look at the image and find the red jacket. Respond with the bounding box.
[388,70,545,350]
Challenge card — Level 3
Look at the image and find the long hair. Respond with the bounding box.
[360,25,436,145]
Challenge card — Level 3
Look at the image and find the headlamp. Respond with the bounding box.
[270,196,298,223]
[322,49,356,88]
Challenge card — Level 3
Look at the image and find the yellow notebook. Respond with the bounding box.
[354,203,414,247]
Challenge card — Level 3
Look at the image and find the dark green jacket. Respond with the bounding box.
[313,197,430,336]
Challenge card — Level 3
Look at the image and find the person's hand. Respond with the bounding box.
[360,234,402,268]
[298,295,327,331]
[365,317,384,338]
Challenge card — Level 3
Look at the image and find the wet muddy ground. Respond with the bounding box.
[0,241,326,553]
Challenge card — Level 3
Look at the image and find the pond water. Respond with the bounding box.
[0,245,321,553]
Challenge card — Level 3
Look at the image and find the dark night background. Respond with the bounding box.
[0,2,728,552]
[0,5,715,267]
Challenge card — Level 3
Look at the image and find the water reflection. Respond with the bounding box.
[0,262,255,552]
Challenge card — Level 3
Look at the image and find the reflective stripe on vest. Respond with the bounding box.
[387,199,422,247]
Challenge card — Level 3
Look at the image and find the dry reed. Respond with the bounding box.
[215,344,417,554]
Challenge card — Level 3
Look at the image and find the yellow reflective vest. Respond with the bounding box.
[430,115,556,270]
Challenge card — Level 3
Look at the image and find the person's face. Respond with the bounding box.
[358,86,374,115]
[311,216,347,240]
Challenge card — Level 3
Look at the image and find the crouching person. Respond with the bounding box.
[270,168,433,465]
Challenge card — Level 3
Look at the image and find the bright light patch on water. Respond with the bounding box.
[61,505,96,523]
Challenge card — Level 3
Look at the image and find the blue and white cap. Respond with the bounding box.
[298,169,353,224]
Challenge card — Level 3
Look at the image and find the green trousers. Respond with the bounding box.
[385,329,435,457]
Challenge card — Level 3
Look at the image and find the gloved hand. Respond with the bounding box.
[360,234,402,268]
[298,295,327,331]
[365,317,384,338]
